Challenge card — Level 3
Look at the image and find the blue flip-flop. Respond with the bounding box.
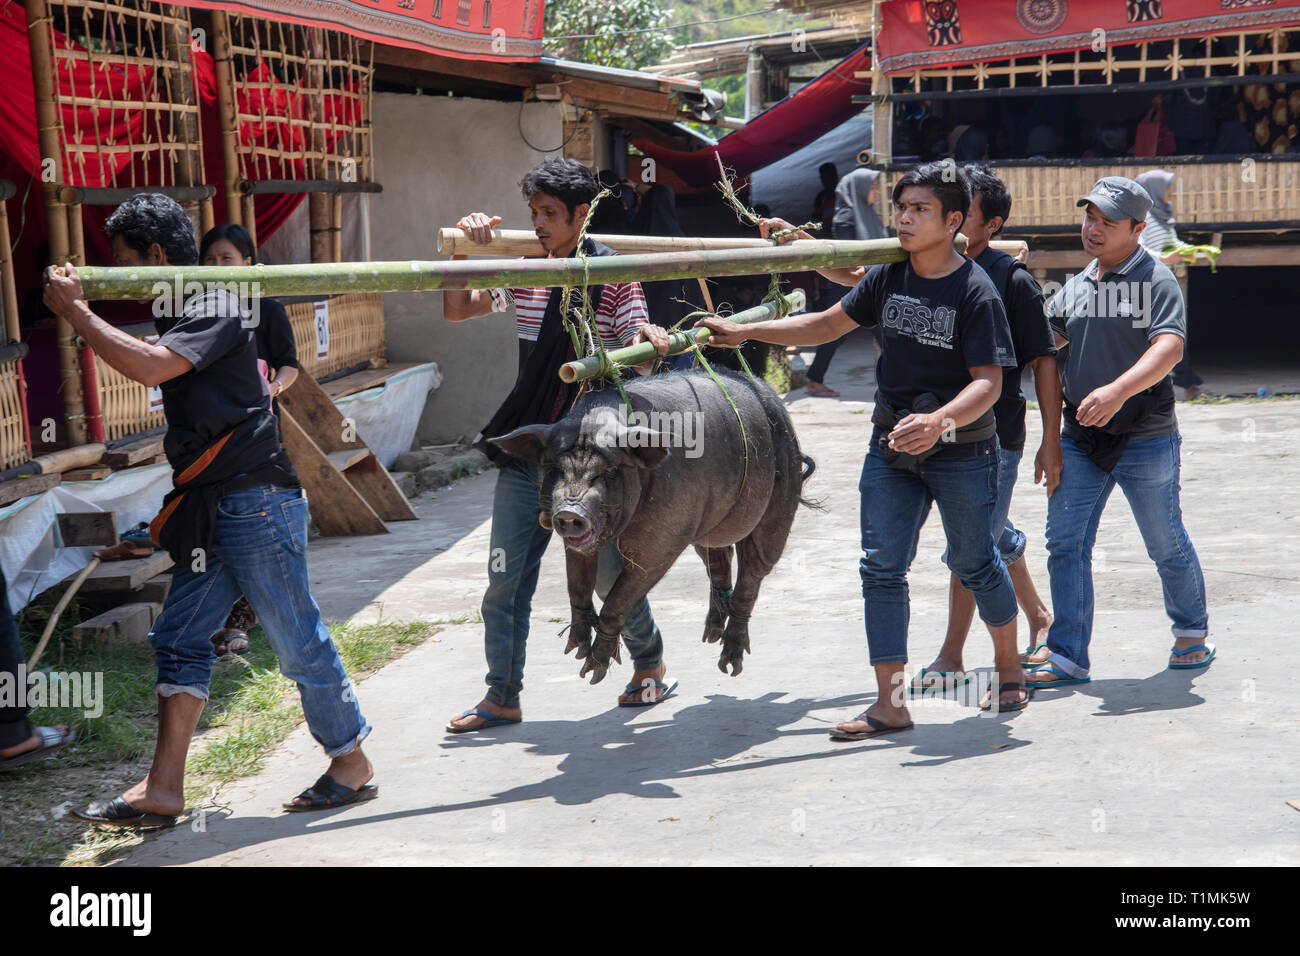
[1024,662,1091,688]
[1168,642,1216,670]
[618,679,677,708]
[445,709,522,734]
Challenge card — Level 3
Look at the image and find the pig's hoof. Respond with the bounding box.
[579,657,608,684]
[564,635,592,659]
[718,653,745,677]
[702,622,725,644]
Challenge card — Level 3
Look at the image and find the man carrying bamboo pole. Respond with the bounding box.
[442,159,672,732]
[699,162,1029,732]
[43,194,375,826]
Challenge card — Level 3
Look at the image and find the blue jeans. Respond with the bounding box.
[482,459,664,709]
[1044,432,1208,677]
[859,440,1018,664]
[994,448,1027,565]
[150,485,370,758]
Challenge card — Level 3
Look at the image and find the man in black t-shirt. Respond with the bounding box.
[699,163,1030,732]
[913,166,1062,691]
[44,195,374,828]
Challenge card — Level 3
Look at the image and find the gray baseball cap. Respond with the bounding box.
[1077,176,1152,221]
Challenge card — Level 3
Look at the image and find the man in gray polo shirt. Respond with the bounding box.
[1026,176,1211,687]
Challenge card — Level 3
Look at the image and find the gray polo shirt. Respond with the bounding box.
[1046,245,1185,440]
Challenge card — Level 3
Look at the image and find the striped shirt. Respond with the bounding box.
[488,281,649,351]
[1139,214,1185,256]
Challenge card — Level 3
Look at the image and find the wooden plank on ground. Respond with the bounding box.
[73,603,160,645]
[320,362,420,400]
[56,512,118,548]
[78,552,174,593]
[63,466,114,482]
[340,454,418,522]
[103,435,165,468]
[0,472,60,506]
[279,407,389,536]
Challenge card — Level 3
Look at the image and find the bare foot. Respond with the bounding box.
[912,655,965,690]
[120,774,185,818]
[834,700,910,736]
[446,698,522,733]
[0,724,70,759]
[618,662,669,704]
[980,667,1031,710]
[1020,643,1052,666]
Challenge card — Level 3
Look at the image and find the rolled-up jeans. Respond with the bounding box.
[150,484,371,758]
[1044,431,1207,677]
[859,438,1018,664]
[482,458,664,709]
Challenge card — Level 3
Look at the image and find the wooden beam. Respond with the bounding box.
[279,407,389,537]
[0,473,59,506]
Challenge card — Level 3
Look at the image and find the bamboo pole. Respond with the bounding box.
[79,237,967,300]
[0,191,29,459]
[559,290,806,384]
[438,227,1023,260]
[26,0,86,445]
[210,10,243,224]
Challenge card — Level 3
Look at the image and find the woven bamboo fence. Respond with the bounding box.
[879,158,1300,231]
[285,292,385,379]
[94,346,166,442]
[0,359,27,470]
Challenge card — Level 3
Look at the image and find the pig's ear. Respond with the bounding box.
[619,426,671,470]
[490,423,553,463]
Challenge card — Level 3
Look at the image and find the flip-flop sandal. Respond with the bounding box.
[1020,643,1049,661]
[282,773,378,813]
[1024,663,1091,688]
[0,725,74,771]
[1168,642,1216,670]
[980,682,1033,713]
[71,795,178,830]
[829,712,913,741]
[445,708,522,734]
[909,668,973,693]
[210,628,250,657]
[618,679,678,708]
[806,383,841,398]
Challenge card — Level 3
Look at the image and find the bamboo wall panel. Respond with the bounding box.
[880,159,1300,230]
[285,292,385,379]
[94,350,165,442]
[0,361,27,470]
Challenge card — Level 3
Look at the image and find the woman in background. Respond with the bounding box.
[1135,170,1207,400]
[198,223,299,655]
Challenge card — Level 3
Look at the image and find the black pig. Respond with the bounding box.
[492,368,815,684]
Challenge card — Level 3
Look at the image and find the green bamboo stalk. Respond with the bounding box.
[76,237,965,300]
[558,290,807,384]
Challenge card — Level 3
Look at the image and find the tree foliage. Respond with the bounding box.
[544,0,677,71]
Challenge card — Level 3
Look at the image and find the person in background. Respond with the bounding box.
[1134,170,1208,400]
[802,166,891,398]
[0,567,74,771]
[199,223,299,657]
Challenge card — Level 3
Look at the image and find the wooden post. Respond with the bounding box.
[307,29,332,263]
[66,201,105,443]
[870,0,892,166]
[26,0,85,445]
[242,194,258,247]
[331,192,343,263]
[745,49,763,120]
[0,188,30,457]
[210,9,243,225]
[160,7,204,241]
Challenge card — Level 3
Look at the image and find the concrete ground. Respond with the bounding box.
[123,331,1300,865]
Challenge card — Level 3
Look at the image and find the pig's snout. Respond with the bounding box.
[553,510,590,538]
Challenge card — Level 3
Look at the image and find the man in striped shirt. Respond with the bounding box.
[443,159,671,733]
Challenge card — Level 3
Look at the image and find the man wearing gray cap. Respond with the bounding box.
[1026,176,1211,688]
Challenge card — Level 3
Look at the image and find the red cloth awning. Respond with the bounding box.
[173,0,545,62]
[633,42,872,188]
[877,0,1300,76]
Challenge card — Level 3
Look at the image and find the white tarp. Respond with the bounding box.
[334,362,442,468]
[1,463,172,613]
[750,109,874,226]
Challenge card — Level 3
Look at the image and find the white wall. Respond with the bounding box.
[370,92,564,445]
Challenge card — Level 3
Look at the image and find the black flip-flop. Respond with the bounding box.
[829,712,914,741]
[282,773,378,812]
[0,725,74,771]
[70,795,178,830]
[980,682,1033,713]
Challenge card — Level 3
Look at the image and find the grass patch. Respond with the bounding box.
[2,614,441,867]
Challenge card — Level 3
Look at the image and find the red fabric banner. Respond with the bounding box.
[878,0,1300,75]
[633,43,873,188]
[174,0,545,62]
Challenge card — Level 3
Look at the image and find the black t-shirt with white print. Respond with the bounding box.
[840,258,1016,428]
